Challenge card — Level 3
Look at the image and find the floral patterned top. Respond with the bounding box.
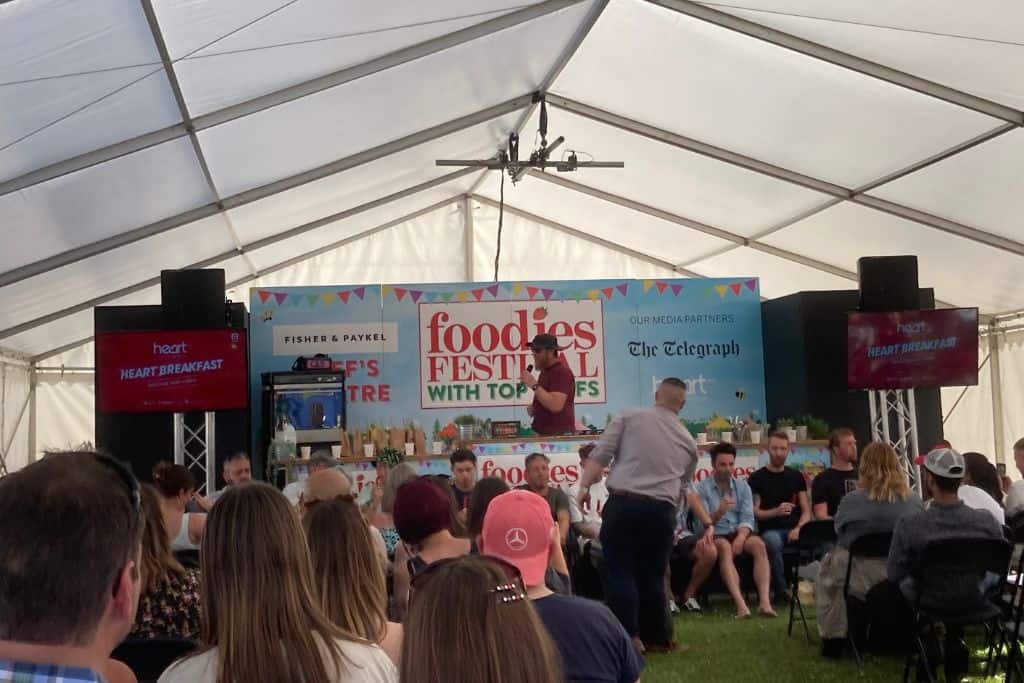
[379,526,401,561]
[130,567,201,640]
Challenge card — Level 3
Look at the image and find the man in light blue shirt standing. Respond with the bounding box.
[694,442,775,618]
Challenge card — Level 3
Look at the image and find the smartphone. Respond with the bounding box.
[998,463,1007,476]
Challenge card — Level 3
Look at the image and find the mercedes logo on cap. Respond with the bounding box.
[505,527,528,551]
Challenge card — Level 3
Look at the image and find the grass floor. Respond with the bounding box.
[642,604,1004,682]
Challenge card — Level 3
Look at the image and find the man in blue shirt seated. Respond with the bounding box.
[0,451,144,683]
[693,442,776,618]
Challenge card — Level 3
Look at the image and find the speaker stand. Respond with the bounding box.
[868,389,922,494]
[173,412,217,496]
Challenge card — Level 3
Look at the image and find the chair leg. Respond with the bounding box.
[915,635,935,683]
[849,634,864,669]
[787,560,799,638]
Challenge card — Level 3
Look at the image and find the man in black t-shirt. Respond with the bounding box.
[516,452,571,543]
[749,431,810,599]
[449,448,476,522]
[812,428,859,520]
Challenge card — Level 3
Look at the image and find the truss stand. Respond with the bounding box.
[868,389,922,494]
[173,412,216,496]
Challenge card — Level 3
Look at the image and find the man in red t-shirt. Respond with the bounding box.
[520,334,576,436]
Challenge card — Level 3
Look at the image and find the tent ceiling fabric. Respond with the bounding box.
[2,0,1024,361]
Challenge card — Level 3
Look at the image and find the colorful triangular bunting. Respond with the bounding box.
[486,284,499,298]
[395,288,407,302]
[671,284,683,296]
[274,292,288,305]
[353,287,365,300]
[642,279,654,293]
[714,285,728,298]
[339,291,350,304]
[471,288,484,301]
[305,294,319,307]
[601,287,615,300]
[441,292,453,302]
[616,283,629,296]
[410,290,423,303]
[381,285,393,298]
[655,282,668,294]
[729,283,742,295]
[541,288,554,300]
[587,290,599,301]
[456,291,468,302]
[320,293,335,306]
[744,279,758,293]
[526,286,539,299]
[257,290,271,303]
[512,283,524,296]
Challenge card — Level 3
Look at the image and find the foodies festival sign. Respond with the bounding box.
[248,278,767,444]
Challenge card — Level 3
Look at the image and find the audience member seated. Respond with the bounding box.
[467,476,512,550]
[303,497,402,665]
[205,452,251,505]
[449,448,477,521]
[567,444,607,562]
[425,474,469,538]
[812,428,859,520]
[158,483,395,683]
[152,462,206,552]
[516,452,572,544]
[282,451,337,506]
[957,451,1005,524]
[748,431,810,601]
[887,448,1004,682]
[0,452,143,683]
[401,555,563,683]
[370,462,418,562]
[297,467,353,518]
[668,488,717,613]
[815,443,921,645]
[1004,437,1024,517]
[391,477,471,620]
[693,443,775,618]
[130,484,201,640]
[480,490,643,683]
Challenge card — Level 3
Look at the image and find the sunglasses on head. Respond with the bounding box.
[409,555,526,605]
[93,453,141,516]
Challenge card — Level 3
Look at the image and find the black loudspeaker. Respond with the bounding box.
[761,290,943,449]
[226,301,246,329]
[857,256,919,312]
[161,269,226,330]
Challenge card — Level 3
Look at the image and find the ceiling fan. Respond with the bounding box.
[435,94,624,184]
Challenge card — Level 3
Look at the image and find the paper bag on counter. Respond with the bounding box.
[413,426,427,458]
[389,427,405,450]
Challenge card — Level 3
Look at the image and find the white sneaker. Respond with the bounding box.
[668,600,680,614]
[683,598,702,613]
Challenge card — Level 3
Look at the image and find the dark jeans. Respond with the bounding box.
[600,494,676,646]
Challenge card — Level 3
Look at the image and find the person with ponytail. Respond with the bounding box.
[152,462,206,552]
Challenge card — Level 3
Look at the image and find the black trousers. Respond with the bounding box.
[600,493,676,646]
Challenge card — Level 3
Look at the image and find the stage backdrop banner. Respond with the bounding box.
[248,278,766,446]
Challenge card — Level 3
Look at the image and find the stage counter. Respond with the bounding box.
[281,437,831,506]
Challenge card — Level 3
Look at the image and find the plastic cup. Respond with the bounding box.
[331,445,342,458]
[300,446,311,459]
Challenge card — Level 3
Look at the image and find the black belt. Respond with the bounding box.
[608,488,661,504]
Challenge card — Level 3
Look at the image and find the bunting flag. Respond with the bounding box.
[526,286,539,299]
[745,279,758,292]
[257,290,271,303]
[456,291,468,302]
[471,288,484,301]
[512,283,524,296]
[381,285,393,297]
[587,290,599,301]
[290,294,304,306]
[541,288,554,300]
[274,292,288,305]
[394,287,407,302]
[441,292,453,302]
[729,283,742,295]
[353,287,365,300]
[320,293,335,306]
[714,285,728,298]
[486,284,500,298]
[305,294,319,307]
[642,279,654,293]
[616,283,629,296]
[601,287,615,300]
[655,282,668,294]
[671,284,683,296]
[410,290,423,303]
[338,291,350,303]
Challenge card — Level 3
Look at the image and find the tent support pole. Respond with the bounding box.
[27,364,37,464]
[989,324,1007,465]
[463,196,475,281]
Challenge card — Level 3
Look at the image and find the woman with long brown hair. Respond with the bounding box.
[303,497,402,665]
[401,555,562,683]
[816,442,922,650]
[158,483,396,683]
[152,462,206,552]
[129,484,201,639]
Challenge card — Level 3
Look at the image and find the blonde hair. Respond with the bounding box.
[139,483,185,593]
[858,442,911,503]
[303,497,388,644]
[191,483,356,682]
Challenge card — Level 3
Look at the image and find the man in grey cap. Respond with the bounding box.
[888,447,1003,681]
[520,333,576,436]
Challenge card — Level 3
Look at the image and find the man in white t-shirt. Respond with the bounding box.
[567,443,607,544]
[1005,438,1024,517]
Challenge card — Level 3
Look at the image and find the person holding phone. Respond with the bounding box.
[693,443,775,618]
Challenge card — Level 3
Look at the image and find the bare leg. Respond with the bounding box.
[744,536,775,615]
[684,541,718,602]
[714,538,749,617]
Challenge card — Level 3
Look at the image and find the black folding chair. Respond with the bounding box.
[985,528,1024,680]
[844,532,893,667]
[112,637,197,683]
[786,519,837,642]
[903,537,1011,683]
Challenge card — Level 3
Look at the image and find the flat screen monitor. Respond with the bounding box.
[96,329,248,413]
[274,389,345,431]
[847,308,979,390]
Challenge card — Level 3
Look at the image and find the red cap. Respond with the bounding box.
[480,490,553,587]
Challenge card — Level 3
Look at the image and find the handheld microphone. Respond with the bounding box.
[527,364,534,373]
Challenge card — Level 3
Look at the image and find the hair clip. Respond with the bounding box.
[491,583,527,603]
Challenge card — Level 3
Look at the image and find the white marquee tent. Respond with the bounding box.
[2,0,1023,474]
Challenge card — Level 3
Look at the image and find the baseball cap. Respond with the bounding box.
[915,447,965,478]
[480,490,553,587]
[525,333,560,351]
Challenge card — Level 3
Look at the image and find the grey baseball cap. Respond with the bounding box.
[918,447,965,478]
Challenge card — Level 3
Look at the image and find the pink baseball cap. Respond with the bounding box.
[480,489,553,587]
